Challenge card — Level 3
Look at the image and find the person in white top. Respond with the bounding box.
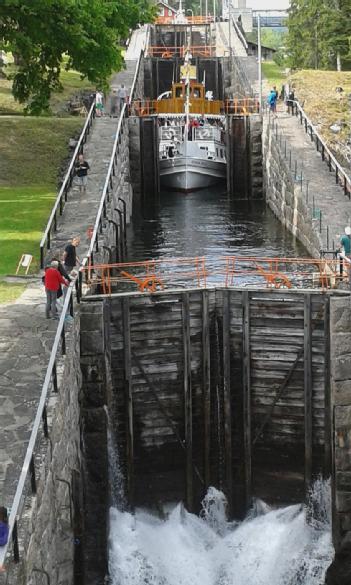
[95,90,104,117]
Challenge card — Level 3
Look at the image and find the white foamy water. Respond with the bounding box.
[109,482,333,585]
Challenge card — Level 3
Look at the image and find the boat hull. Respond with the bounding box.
[160,156,226,191]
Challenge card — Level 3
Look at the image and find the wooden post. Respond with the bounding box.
[242,290,252,510]
[324,297,332,477]
[202,290,211,487]
[304,294,313,492]
[123,298,134,508]
[222,290,232,514]
[182,292,193,511]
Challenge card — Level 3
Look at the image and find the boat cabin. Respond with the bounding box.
[156,80,223,115]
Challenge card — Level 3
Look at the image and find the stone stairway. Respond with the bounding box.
[272,112,351,251]
[125,25,147,60]
[49,59,137,261]
[0,58,139,513]
[215,20,247,57]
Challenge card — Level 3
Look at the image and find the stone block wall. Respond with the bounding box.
[80,300,111,585]
[91,116,133,266]
[1,320,82,585]
[128,117,142,204]
[131,53,144,101]
[249,115,263,198]
[330,296,351,549]
[263,118,322,257]
[226,114,263,199]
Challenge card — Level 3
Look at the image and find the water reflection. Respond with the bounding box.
[127,188,307,263]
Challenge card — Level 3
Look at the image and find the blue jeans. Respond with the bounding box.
[46,290,57,318]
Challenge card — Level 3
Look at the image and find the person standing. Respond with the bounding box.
[95,90,104,117]
[110,89,119,117]
[267,88,278,115]
[286,89,295,113]
[339,226,351,277]
[117,84,127,112]
[75,154,90,195]
[63,236,80,273]
[0,506,9,546]
[44,261,69,319]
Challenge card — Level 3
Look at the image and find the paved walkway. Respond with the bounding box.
[0,48,140,510]
[274,110,351,250]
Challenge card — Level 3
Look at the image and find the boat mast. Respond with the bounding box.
[184,51,191,144]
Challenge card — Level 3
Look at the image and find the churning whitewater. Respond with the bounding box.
[109,482,333,585]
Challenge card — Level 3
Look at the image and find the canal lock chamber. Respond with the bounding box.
[78,196,343,585]
[79,286,339,585]
[76,56,349,585]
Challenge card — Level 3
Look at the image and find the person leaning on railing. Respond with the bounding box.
[286,89,295,114]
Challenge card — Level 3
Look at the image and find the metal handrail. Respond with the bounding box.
[231,16,248,51]
[39,100,96,268]
[0,280,76,571]
[289,100,351,199]
[83,48,145,269]
[0,47,146,575]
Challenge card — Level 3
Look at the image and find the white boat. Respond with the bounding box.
[156,57,227,192]
[159,118,227,191]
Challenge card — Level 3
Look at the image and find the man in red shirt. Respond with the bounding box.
[44,260,69,319]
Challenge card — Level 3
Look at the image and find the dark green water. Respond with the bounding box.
[126,188,307,286]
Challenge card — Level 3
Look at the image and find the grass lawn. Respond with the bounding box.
[262,61,286,92]
[50,68,94,113]
[0,117,83,276]
[0,282,26,304]
[289,70,351,161]
[0,186,56,275]
[0,66,94,115]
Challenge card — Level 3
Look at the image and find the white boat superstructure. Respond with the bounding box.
[159,115,227,191]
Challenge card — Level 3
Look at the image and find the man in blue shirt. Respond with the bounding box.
[267,89,278,115]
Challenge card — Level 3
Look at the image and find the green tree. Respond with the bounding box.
[287,0,351,70]
[0,0,155,114]
[261,29,287,51]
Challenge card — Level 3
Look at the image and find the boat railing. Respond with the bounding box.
[130,98,260,117]
[159,126,183,141]
[194,126,222,141]
[155,15,214,25]
[147,45,216,58]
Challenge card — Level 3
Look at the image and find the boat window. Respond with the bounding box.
[216,148,219,156]
[175,87,184,98]
[220,149,223,157]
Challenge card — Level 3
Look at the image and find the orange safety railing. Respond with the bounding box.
[147,45,216,58]
[129,98,260,117]
[224,98,260,115]
[155,16,214,25]
[83,256,345,295]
